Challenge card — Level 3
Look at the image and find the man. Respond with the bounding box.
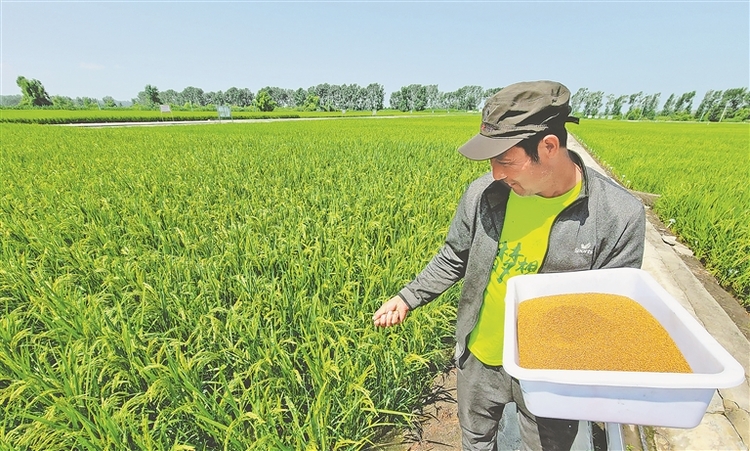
[373,80,646,451]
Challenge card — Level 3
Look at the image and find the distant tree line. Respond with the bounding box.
[571,87,750,122]
[2,77,388,113]
[7,76,121,109]
[132,83,386,113]
[389,85,502,112]
[4,75,749,122]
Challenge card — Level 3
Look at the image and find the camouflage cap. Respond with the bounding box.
[457,80,579,160]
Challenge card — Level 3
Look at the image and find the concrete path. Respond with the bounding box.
[389,135,750,451]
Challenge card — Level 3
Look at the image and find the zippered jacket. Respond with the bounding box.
[397,151,646,368]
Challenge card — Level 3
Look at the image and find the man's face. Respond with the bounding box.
[489,145,552,197]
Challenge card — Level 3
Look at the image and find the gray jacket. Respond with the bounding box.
[397,151,646,368]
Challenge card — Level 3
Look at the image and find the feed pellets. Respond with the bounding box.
[517,293,692,373]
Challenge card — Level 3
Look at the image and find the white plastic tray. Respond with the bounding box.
[503,268,745,428]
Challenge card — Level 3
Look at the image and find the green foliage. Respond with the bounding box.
[144,85,161,106]
[78,97,100,109]
[730,107,750,121]
[694,89,749,122]
[389,89,407,112]
[390,85,427,112]
[671,111,693,121]
[584,91,605,118]
[102,96,118,108]
[625,108,642,120]
[51,95,76,109]
[224,86,254,107]
[0,94,22,107]
[406,85,427,111]
[571,87,589,114]
[133,85,162,108]
[181,86,206,106]
[254,90,277,112]
[660,93,676,116]
[301,94,320,112]
[641,93,661,119]
[611,95,627,117]
[16,76,52,107]
[364,83,385,112]
[0,117,481,449]
[483,87,503,98]
[670,91,696,116]
[626,92,644,117]
[452,85,484,111]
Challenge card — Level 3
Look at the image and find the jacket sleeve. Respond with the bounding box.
[598,203,646,270]
[398,187,475,310]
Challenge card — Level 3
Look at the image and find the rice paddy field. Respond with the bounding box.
[0,117,479,450]
[0,116,747,449]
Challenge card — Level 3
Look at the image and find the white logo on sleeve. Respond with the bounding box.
[575,242,594,255]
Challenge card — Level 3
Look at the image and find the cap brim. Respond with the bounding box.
[457,134,524,161]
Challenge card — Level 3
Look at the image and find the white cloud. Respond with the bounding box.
[80,62,105,71]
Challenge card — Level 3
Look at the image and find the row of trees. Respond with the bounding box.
[389,85,502,112]
[7,76,750,122]
[8,77,122,109]
[253,84,386,112]
[133,83,386,112]
[571,88,750,122]
[2,77,530,114]
[136,85,253,109]
[134,82,497,113]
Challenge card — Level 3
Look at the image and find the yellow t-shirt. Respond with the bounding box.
[467,181,582,366]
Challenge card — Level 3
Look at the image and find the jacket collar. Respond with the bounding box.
[568,150,590,200]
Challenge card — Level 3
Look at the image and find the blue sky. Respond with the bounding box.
[1,1,748,103]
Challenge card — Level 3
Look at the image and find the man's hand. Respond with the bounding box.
[373,295,410,327]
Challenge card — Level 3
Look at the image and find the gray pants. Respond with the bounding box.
[457,352,578,451]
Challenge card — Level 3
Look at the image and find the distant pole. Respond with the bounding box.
[718,101,730,123]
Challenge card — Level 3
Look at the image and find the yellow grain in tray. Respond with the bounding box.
[517,293,691,373]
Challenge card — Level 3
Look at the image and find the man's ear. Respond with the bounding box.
[537,134,560,160]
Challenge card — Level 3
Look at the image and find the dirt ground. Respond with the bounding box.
[375,367,462,450]
[400,367,461,450]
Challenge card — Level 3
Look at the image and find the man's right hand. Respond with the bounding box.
[373,295,410,327]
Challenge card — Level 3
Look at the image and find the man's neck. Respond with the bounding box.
[540,151,581,198]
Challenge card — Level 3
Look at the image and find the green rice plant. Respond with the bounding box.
[0,117,483,449]
[8,115,740,450]
[571,120,750,305]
